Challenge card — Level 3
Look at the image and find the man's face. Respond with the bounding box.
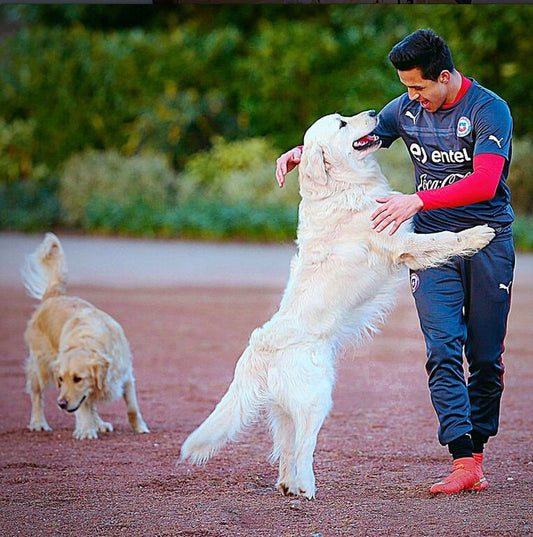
[397,67,449,113]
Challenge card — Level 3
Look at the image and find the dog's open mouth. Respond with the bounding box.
[65,395,87,413]
[353,134,381,151]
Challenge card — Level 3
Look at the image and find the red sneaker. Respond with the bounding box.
[472,452,489,491]
[430,457,482,494]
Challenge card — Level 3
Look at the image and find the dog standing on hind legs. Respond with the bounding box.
[22,232,149,440]
[180,111,495,499]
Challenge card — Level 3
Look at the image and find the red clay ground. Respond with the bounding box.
[1,267,532,536]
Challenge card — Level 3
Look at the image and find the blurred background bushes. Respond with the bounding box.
[0,5,532,247]
[59,150,179,227]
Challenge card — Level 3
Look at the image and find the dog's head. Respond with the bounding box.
[299,111,381,197]
[55,348,109,413]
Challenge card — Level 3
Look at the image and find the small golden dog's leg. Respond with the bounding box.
[123,378,150,433]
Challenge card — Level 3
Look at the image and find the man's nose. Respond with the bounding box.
[408,88,420,101]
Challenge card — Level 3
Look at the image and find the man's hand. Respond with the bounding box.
[371,193,424,235]
[276,146,302,188]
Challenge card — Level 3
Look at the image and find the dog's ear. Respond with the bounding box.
[52,361,61,388]
[300,142,329,186]
[90,351,110,392]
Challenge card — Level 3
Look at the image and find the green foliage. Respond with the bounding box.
[1,6,533,247]
[508,138,533,215]
[0,115,57,231]
[180,137,300,207]
[0,177,61,231]
[0,24,243,169]
[124,86,235,170]
[58,150,179,227]
[54,146,298,241]
[0,118,48,183]
[512,215,533,251]
[375,141,416,194]
[3,6,533,174]
[5,5,322,32]
[234,20,344,151]
[159,201,297,242]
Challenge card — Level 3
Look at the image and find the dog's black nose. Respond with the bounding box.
[368,110,377,117]
[57,399,68,410]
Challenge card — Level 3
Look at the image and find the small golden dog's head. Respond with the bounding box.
[299,111,382,195]
[55,349,108,412]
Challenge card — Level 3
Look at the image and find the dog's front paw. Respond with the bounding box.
[277,479,316,500]
[459,225,495,250]
[73,428,98,440]
[97,421,114,433]
[29,420,52,432]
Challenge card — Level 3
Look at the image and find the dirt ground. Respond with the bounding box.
[1,257,532,536]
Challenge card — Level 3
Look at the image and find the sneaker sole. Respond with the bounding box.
[470,477,489,491]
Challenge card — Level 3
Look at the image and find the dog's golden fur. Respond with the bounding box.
[180,111,494,498]
[23,233,149,439]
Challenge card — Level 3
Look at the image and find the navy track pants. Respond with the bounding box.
[410,231,515,446]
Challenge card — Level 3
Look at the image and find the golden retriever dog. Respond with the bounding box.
[181,111,494,498]
[22,233,149,440]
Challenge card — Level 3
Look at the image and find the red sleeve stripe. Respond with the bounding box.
[417,153,505,210]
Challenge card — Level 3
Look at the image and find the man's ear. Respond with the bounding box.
[299,142,329,186]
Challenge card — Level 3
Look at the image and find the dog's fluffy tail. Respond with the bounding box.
[21,232,67,300]
[180,346,265,464]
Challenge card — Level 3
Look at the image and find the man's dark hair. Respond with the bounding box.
[388,29,454,82]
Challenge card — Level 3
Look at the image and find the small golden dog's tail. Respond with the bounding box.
[21,232,67,300]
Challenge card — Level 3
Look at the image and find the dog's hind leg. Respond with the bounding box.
[123,377,149,433]
[26,355,52,432]
[26,353,52,431]
[268,405,298,496]
[273,400,331,499]
[269,344,334,499]
[291,400,332,499]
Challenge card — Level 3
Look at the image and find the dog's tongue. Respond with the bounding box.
[357,135,376,144]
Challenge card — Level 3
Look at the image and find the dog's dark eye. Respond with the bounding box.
[339,120,347,129]
[73,376,82,384]
[58,376,63,383]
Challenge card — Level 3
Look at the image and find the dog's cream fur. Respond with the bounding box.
[22,233,149,439]
[181,111,494,498]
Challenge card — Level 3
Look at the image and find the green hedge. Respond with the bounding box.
[0,178,61,231]
[2,7,533,177]
[0,25,243,170]
[0,17,414,173]
[179,137,300,207]
[52,142,299,241]
[59,149,178,226]
[1,9,533,247]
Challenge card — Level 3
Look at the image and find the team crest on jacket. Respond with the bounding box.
[457,116,472,137]
[410,272,420,294]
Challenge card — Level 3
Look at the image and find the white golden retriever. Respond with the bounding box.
[22,233,149,440]
[181,111,494,498]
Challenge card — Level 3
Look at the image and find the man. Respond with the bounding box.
[275,28,515,494]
